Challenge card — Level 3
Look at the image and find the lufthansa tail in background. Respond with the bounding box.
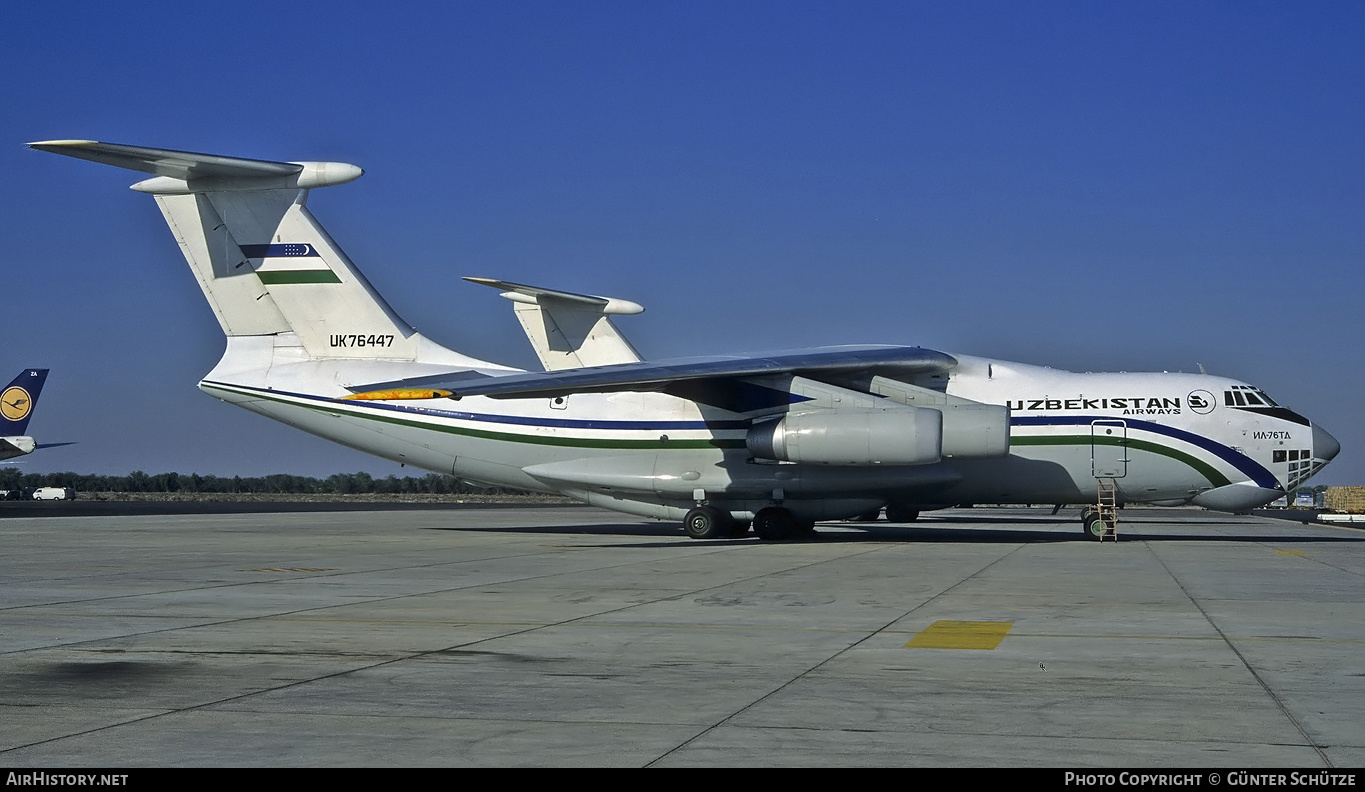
[31,140,1342,540]
[1,369,51,461]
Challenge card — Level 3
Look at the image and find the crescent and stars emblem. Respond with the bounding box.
[1,386,32,422]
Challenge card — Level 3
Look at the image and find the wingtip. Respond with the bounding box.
[28,139,99,149]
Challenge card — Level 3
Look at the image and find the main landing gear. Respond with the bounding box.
[683,505,735,539]
[683,505,811,541]
[752,506,815,541]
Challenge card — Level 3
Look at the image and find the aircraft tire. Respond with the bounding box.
[1083,513,1108,541]
[683,506,731,540]
[886,503,920,523]
[753,507,798,541]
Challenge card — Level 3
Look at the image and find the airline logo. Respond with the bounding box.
[1187,390,1216,414]
[1,386,32,422]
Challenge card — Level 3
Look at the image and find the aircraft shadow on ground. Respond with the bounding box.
[422,520,1364,546]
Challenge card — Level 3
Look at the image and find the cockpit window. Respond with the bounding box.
[1224,385,1281,409]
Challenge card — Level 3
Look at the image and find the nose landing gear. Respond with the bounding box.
[1082,478,1119,541]
[1081,508,1115,540]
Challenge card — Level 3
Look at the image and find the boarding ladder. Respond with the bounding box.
[1096,477,1119,541]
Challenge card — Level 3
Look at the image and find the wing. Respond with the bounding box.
[343,344,957,402]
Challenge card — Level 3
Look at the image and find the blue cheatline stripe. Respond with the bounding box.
[1011,415,1278,489]
[201,380,750,431]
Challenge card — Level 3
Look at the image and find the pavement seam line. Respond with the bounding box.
[1148,543,1333,768]
[645,540,1027,766]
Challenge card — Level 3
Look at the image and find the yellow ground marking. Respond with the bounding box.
[905,620,1013,650]
[1275,551,1308,556]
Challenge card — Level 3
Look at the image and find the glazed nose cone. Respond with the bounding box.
[1313,423,1341,462]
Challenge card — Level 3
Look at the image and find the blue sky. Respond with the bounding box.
[3,1,1363,484]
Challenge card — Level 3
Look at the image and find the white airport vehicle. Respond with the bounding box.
[32,140,1341,540]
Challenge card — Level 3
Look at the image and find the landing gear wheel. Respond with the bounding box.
[683,505,731,540]
[885,503,920,523]
[753,507,798,541]
[1083,513,1109,541]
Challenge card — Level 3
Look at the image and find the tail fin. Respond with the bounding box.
[1,369,49,436]
[30,141,419,361]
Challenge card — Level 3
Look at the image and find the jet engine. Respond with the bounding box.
[746,408,943,466]
[935,402,1011,459]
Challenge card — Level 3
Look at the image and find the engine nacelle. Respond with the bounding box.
[938,403,1011,459]
[746,408,942,466]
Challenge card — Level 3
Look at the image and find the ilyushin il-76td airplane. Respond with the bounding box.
[32,140,1341,540]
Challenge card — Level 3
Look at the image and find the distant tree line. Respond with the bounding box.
[0,469,533,495]
[0,468,1335,500]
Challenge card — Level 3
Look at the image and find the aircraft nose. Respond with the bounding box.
[1313,423,1341,462]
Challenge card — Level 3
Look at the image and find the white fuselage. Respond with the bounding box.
[200,345,1330,522]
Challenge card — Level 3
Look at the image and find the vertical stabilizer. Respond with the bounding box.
[156,189,420,359]
[0,369,49,436]
[31,140,421,361]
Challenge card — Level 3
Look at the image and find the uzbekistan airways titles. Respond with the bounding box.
[1008,395,1186,416]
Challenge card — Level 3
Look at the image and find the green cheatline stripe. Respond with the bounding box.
[1011,434,1231,487]
[204,382,743,450]
[257,270,342,284]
